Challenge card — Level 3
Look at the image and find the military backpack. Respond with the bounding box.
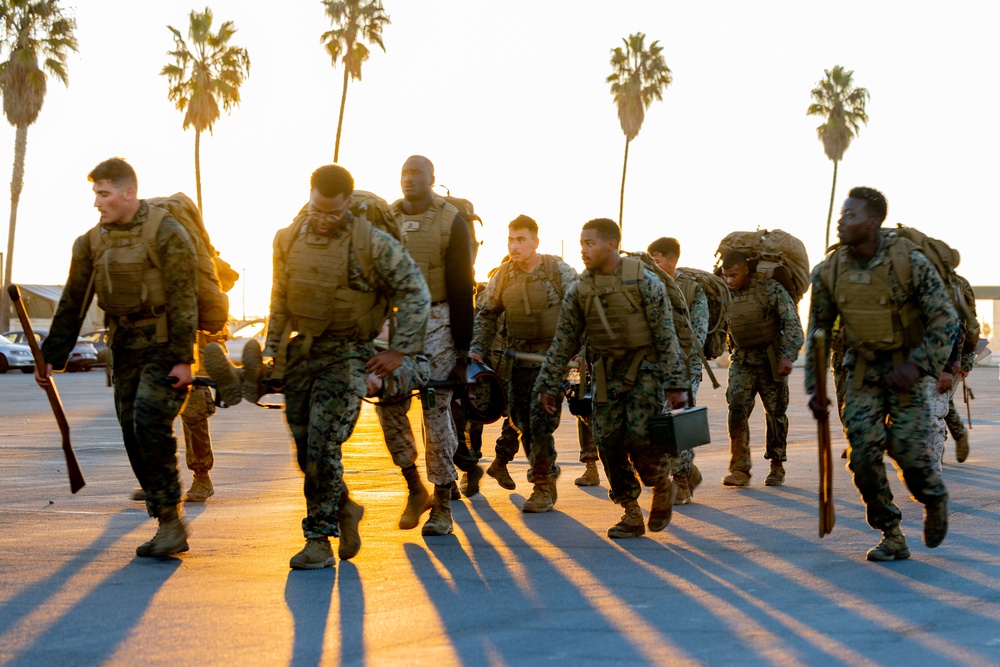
[675,266,731,361]
[714,229,811,304]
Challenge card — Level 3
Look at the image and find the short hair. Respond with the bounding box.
[721,250,748,269]
[848,186,888,223]
[404,155,434,181]
[310,165,354,198]
[582,218,621,245]
[508,215,538,236]
[648,237,680,259]
[88,158,137,189]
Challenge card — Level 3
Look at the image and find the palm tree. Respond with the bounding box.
[607,32,672,235]
[321,0,390,163]
[807,65,870,249]
[161,7,250,214]
[0,0,77,332]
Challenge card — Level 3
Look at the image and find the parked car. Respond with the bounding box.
[81,329,111,367]
[225,319,267,365]
[0,336,34,374]
[1,330,99,372]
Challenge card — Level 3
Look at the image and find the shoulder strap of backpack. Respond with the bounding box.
[351,216,375,280]
[542,254,564,299]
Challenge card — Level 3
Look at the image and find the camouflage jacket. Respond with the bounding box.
[42,200,197,369]
[471,256,578,359]
[804,241,959,394]
[729,277,803,367]
[675,268,709,379]
[533,261,689,396]
[266,212,430,360]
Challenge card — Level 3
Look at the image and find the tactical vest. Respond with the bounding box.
[728,276,781,349]
[577,257,656,358]
[499,255,563,347]
[282,216,389,340]
[821,239,924,353]
[88,207,170,340]
[394,196,458,302]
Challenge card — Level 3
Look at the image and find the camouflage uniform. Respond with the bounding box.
[673,270,709,478]
[42,200,197,517]
[472,257,578,483]
[805,240,956,533]
[268,213,429,539]
[577,417,598,463]
[534,263,688,505]
[180,332,220,476]
[945,274,978,447]
[726,278,803,475]
[926,376,949,473]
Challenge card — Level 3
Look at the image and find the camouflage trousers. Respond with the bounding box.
[451,399,482,472]
[726,359,788,474]
[493,416,521,459]
[843,359,947,531]
[180,384,215,474]
[592,363,678,505]
[927,378,949,474]
[945,396,967,441]
[494,364,561,482]
[577,417,598,463]
[832,350,848,434]
[377,304,459,487]
[673,373,702,478]
[284,336,370,539]
[112,346,188,517]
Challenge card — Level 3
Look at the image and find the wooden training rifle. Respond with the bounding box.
[813,330,835,537]
[7,284,85,493]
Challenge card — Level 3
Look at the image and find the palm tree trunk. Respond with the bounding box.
[335,66,349,163]
[618,136,630,236]
[824,160,839,250]
[1,124,29,332]
[195,130,203,215]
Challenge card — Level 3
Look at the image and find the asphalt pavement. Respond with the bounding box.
[1,365,999,666]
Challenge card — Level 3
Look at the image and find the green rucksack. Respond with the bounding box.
[675,266,732,361]
[714,229,811,304]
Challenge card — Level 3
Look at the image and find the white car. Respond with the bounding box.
[225,320,267,365]
[0,336,34,374]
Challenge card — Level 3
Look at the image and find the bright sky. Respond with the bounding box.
[1,1,997,320]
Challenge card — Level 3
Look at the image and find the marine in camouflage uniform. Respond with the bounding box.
[267,165,429,569]
[944,273,978,463]
[376,155,475,536]
[720,251,803,487]
[806,186,956,561]
[649,238,709,503]
[177,331,223,502]
[472,215,578,512]
[535,219,689,538]
[39,158,197,558]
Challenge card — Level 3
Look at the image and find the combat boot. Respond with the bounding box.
[487,458,516,490]
[866,526,910,562]
[130,487,146,501]
[723,470,751,487]
[422,485,454,536]
[548,464,561,505]
[336,496,364,561]
[607,500,645,539]
[574,461,600,486]
[647,479,676,532]
[461,464,483,498]
[184,471,214,502]
[399,466,432,530]
[522,483,554,513]
[241,339,264,403]
[676,463,703,506]
[203,342,242,407]
[764,462,785,487]
[136,505,189,558]
[289,538,335,570]
[955,434,970,463]
[924,499,948,548]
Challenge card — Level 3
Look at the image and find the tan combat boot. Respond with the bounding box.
[574,461,600,486]
[136,504,189,558]
[487,458,516,490]
[764,462,785,487]
[461,464,484,498]
[241,339,265,403]
[522,483,554,513]
[399,466,432,530]
[723,470,751,487]
[548,465,561,504]
[647,478,676,532]
[924,498,948,548]
[336,496,364,560]
[184,471,214,502]
[203,342,243,407]
[607,499,645,539]
[955,434,970,463]
[422,485,454,536]
[866,526,910,561]
[289,538,335,570]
